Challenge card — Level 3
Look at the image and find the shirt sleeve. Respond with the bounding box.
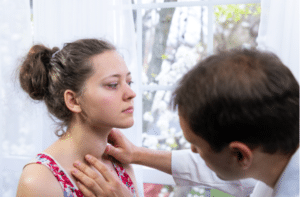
[171,149,257,197]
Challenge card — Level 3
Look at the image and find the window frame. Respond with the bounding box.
[131,0,261,186]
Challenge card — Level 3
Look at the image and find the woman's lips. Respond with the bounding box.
[122,106,134,113]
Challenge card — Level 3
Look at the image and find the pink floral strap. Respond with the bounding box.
[28,153,136,197]
[35,153,83,197]
[112,162,136,196]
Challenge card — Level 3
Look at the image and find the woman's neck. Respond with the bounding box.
[45,121,112,169]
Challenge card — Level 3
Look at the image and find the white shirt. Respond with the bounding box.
[171,148,299,197]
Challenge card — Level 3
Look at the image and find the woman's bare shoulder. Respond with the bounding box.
[16,164,64,197]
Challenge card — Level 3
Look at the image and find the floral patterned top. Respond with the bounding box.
[23,152,136,197]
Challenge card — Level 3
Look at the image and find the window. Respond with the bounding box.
[131,0,261,196]
[1,0,261,196]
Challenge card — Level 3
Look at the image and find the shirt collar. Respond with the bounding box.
[250,148,299,197]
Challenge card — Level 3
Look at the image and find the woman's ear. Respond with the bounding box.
[64,90,82,113]
[229,141,253,170]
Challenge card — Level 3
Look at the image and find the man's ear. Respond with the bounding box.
[229,141,253,170]
[64,90,82,113]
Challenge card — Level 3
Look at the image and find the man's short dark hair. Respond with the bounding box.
[172,48,299,155]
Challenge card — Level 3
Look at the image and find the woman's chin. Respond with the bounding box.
[117,119,134,129]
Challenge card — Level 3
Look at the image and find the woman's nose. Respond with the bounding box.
[123,84,136,100]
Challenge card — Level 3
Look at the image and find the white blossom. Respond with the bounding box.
[160,129,170,138]
[160,144,168,150]
[156,112,173,132]
[239,4,246,9]
[151,90,165,112]
[184,143,191,149]
[175,131,183,137]
[166,146,172,151]
[228,23,234,29]
[242,43,251,49]
[242,21,250,27]
[166,138,175,145]
[143,111,154,122]
[161,188,168,193]
[169,192,174,197]
[143,91,153,100]
[179,136,187,145]
[142,133,149,138]
[143,135,158,148]
[199,188,205,194]
[156,61,171,83]
[157,74,170,85]
[171,62,181,72]
[169,127,176,135]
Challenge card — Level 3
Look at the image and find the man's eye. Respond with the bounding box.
[107,83,118,89]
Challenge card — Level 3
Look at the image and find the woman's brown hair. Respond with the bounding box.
[19,38,116,137]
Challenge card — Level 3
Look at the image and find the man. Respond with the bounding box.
[72,49,299,197]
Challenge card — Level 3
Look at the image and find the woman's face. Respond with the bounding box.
[78,50,136,129]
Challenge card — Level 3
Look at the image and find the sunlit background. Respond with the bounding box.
[0,0,298,196]
[137,1,261,196]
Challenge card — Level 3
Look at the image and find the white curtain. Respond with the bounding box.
[256,0,299,82]
[0,0,35,196]
[1,0,142,196]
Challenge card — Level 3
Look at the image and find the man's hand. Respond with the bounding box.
[105,129,138,164]
[72,154,134,197]
[106,128,172,175]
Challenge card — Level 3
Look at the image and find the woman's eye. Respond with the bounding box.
[128,81,134,86]
[107,83,118,89]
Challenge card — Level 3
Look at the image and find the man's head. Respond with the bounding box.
[172,48,299,179]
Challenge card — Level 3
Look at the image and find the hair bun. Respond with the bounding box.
[19,44,55,100]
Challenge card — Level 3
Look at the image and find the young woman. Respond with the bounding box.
[16,38,139,197]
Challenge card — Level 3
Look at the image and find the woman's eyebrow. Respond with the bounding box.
[104,72,131,79]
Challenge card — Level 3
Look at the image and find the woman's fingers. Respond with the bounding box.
[74,155,134,197]
[74,160,104,181]
[72,161,104,195]
[76,181,96,197]
[85,155,117,182]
